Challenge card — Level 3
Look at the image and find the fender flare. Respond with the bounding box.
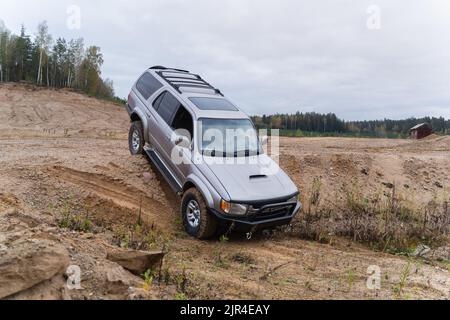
[130,109,149,143]
[184,175,215,209]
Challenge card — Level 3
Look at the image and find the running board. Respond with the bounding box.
[144,148,183,193]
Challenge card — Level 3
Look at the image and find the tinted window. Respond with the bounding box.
[136,73,163,100]
[172,106,193,139]
[152,92,166,111]
[189,97,239,111]
[157,92,180,125]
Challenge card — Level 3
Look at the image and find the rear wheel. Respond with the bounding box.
[129,121,144,155]
[181,188,218,239]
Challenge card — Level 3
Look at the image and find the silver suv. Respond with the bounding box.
[126,66,301,239]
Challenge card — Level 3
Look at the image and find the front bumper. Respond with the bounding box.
[210,201,302,230]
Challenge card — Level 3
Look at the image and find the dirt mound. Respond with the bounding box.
[422,134,440,140]
[0,82,128,140]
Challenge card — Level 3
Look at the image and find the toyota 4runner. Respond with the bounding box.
[126,66,301,239]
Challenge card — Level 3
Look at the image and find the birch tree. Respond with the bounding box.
[68,38,84,88]
[0,20,7,82]
[35,21,52,86]
[83,46,103,93]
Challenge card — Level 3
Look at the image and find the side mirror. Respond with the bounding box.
[260,135,269,146]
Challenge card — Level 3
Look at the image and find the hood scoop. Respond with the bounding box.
[249,174,268,180]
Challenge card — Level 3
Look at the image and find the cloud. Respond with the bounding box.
[2,0,450,120]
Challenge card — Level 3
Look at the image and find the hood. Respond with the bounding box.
[202,154,298,202]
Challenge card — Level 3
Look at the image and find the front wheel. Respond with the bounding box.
[128,121,144,155]
[181,188,218,239]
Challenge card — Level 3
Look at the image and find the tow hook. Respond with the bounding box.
[246,226,258,240]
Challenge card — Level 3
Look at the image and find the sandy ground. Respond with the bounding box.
[0,83,448,300]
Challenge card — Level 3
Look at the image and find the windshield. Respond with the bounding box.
[200,118,262,157]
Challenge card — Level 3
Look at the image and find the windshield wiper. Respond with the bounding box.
[202,149,216,157]
[233,150,259,157]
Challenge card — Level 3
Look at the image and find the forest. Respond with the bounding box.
[0,20,118,101]
[252,113,450,138]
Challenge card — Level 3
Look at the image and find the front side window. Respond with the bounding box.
[152,92,166,111]
[200,118,261,157]
[171,106,194,139]
[157,92,181,125]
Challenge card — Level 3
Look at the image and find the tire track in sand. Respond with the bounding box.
[48,166,175,230]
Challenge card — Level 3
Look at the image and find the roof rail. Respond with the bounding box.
[149,66,190,73]
[156,70,224,96]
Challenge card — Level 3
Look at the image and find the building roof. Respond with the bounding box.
[410,123,431,131]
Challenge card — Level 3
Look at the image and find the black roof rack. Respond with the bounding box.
[156,70,223,96]
[149,66,190,73]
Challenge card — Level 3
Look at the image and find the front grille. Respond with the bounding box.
[248,195,292,210]
[261,205,292,215]
[248,199,295,221]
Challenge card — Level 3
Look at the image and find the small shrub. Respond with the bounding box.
[346,268,356,290]
[175,268,188,293]
[175,292,187,300]
[393,260,412,298]
[58,214,93,232]
[112,222,169,251]
[58,211,93,233]
[142,269,154,291]
[212,249,229,269]
[54,196,94,233]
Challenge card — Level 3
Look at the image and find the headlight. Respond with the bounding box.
[220,200,248,216]
[288,194,300,203]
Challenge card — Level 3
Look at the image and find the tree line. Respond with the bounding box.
[0,20,116,100]
[252,113,450,138]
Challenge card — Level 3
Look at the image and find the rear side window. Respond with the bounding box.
[157,92,180,125]
[136,72,163,100]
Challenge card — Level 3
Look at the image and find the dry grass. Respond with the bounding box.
[295,178,449,253]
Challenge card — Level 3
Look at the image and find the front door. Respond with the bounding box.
[153,92,186,181]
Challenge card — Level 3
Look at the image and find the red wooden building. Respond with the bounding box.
[409,123,432,140]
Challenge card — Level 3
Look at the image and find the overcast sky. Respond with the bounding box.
[2,0,450,120]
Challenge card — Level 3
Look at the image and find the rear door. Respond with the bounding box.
[147,91,166,150]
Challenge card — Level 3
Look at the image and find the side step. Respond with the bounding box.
[144,148,183,193]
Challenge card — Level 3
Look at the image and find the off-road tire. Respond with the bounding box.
[181,188,218,239]
[129,121,144,155]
